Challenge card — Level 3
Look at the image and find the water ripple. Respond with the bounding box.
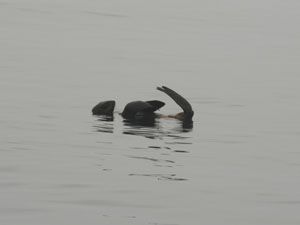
[125,155,175,164]
[129,173,187,181]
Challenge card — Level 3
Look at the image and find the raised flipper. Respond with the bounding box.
[157,86,194,121]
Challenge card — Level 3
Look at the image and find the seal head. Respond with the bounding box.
[92,100,116,115]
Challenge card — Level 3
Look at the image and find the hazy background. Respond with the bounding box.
[1,1,300,224]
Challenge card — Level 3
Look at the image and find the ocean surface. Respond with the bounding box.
[1,1,300,224]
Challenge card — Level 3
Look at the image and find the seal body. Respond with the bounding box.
[92,86,193,124]
[122,100,165,120]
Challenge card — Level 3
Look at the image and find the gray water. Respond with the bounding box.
[1,1,300,224]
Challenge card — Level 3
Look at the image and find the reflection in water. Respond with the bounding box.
[92,115,193,138]
[129,173,187,181]
[92,115,193,181]
[123,118,193,140]
[92,115,114,133]
[123,119,161,139]
[123,117,156,128]
[173,150,189,153]
[126,155,175,164]
[92,115,193,144]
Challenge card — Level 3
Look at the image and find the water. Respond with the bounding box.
[1,1,300,224]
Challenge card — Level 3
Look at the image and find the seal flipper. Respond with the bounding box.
[145,100,165,112]
[157,86,194,121]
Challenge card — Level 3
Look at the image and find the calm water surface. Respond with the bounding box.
[1,1,300,225]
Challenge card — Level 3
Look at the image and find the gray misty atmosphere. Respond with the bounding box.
[1,1,300,225]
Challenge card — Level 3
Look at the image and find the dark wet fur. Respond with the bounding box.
[92,100,115,115]
[92,86,193,123]
[122,100,165,119]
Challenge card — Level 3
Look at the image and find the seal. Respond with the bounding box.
[122,100,165,120]
[92,86,193,122]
